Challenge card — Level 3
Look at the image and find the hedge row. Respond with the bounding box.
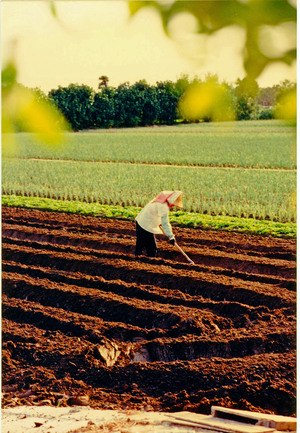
[46,77,294,130]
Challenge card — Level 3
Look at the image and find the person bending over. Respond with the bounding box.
[135,190,183,257]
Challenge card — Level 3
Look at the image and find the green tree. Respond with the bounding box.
[133,81,159,126]
[98,75,109,89]
[155,81,181,125]
[235,96,253,120]
[113,82,143,127]
[275,79,296,103]
[49,84,94,131]
[234,77,260,120]
[174,74,191,95]
[92,87,115,128]
[257,87,278,107]
[235,77,260,100]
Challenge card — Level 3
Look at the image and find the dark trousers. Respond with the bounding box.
[135,222,158,257]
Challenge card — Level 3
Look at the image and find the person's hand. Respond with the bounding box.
[169,238,175,246]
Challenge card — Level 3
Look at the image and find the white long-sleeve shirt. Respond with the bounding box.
[135,201,174,239]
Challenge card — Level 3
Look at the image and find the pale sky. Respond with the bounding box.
[1,0,297,93]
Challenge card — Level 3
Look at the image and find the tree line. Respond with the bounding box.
[34,75,295,131]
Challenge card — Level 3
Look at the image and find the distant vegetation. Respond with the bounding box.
[23,75,296,131]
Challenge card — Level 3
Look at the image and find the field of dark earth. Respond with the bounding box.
[2,206,296,416]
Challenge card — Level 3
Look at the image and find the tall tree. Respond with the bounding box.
[98,75,109,89]
[235,77,260,99]
[49,84,94,131]
[257,87,278,107]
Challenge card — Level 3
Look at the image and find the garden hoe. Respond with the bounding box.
[175,242,195,265]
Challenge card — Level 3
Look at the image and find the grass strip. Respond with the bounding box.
[2,195,296,238]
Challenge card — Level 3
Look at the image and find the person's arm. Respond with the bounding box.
[161,215,175,242]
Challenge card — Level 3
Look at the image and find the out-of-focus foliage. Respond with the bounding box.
[49,0,57,18]
[178,78,236,122]
[128,1,296,125]
[273,79,296,122]
[2,60,70,150]
[275,88,297,121]
[128,0,296,80]
[2,1,66,150]
[275,79,297,102]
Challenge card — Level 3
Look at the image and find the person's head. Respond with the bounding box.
[152,190,183,208]
[166,191,183,209]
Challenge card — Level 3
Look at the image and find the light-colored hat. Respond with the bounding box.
[153,191,183,208]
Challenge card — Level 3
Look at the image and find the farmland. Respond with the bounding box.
[2,207,296,415]
[3,121,296,169]
[2,120,296,417]
[1,120,297,224]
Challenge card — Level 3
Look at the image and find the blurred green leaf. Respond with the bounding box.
[128,1,150,15]
[2,81,70,148]
[1,61,17,90]
[178,79,236,122]
[275,88,297,121]
[128,0,296,79]
[49,0,57,18]
[280,48,297,65]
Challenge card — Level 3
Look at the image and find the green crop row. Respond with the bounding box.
[2,158,296,222]
[2,195,296,238]
[3,120,296,169]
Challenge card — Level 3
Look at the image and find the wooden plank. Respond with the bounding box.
[166,413,276,433]
[211,407,296,432]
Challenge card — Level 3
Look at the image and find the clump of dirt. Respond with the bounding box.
[2,206,296,416]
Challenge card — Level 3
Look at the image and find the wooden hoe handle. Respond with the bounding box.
[175,242,195,265]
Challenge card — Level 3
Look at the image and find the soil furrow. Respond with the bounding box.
[3,242,295,309]
[2,225,296,278]
[3,295,295,350]
[2,305,295,365]
[2,206,296,416]
[3,273,193,332]
[5,261,293,326]
[2,296,149,341]
[3,235,296,290]
[135,332,295,362]
[3,222,296,262]
[2,206,296,256]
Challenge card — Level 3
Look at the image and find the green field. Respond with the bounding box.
[2,120,297,235]
[3,120,296,169]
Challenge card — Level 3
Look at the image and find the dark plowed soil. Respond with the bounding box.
[2,207,296,416]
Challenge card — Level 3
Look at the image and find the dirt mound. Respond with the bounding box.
[2,207,296,416]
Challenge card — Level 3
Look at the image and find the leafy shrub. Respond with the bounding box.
[258,108,275,120]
